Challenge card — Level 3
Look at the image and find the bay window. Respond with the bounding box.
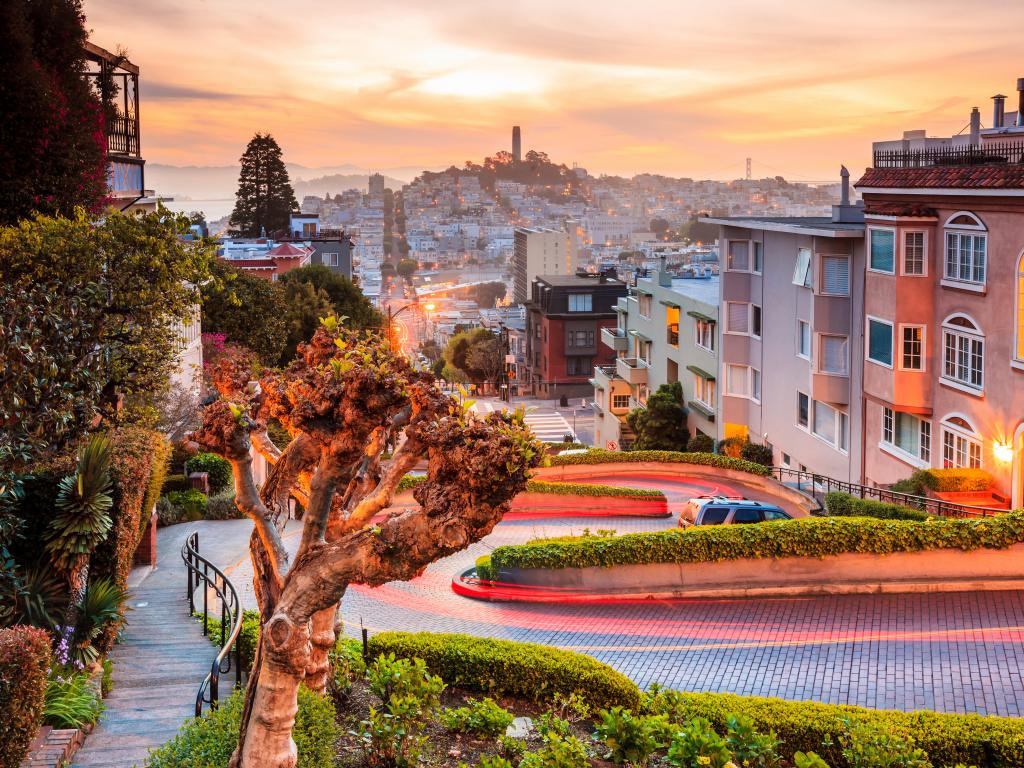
[881,407,931,464]
[941,314,983,391]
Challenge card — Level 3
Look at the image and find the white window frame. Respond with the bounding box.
[868,226,897,275]
[819,255,850,296]
[940,313,984,394]
[901,230,927,277]
[693,374,716,411]
[752,241,763,275]
[898,324,926,372]
[792,247,813,288]
[811,400,849,453]
[817,334,849,376]
[941,212,987,290]
[725,302,760,338]
[797,391,810,429]
[866,315,894,369]
[1016,250,1024,369]
[611,393,631,410]
[940,414,983,469]
[695,318,715,352]
[725,364,759,403]
[880,406,932,469]
[727,239,752,272]
[797,320,811,361]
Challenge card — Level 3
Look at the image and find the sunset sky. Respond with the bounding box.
[85,0,1023,180]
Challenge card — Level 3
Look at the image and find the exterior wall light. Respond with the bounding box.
[993,442,1014,463]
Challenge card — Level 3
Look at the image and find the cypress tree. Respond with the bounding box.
[229,133,297,237]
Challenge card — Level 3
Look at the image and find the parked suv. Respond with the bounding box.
[678,496,791,527]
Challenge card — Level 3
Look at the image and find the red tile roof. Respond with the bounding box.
[863,202,938,218]
[267,242,312,258]
[856,164,1024,190]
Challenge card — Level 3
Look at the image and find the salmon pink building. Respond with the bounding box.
[855,83,1024,507]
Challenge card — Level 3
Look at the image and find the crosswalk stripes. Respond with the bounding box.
[472,401,575,442]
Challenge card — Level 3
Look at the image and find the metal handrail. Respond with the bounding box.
[181,531,244,716]
[773,467,1006,518]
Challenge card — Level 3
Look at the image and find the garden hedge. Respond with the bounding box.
[145,686,339,768]
[824,492,931,521]
[0,626,52,768]
[185,452,234,494]
[546,449,772,477]
[485,511,1024,572]
[646,689,1024,767]
[197,610,260,672]
[367,631,640,711]
[893,467,994,496]
[397,475,665,499]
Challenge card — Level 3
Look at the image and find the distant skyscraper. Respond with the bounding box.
[512,126,522,163]
[368,173,385,196]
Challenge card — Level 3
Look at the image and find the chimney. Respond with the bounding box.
[658,254,672,287]
[840,165,850,206]
[1018,78,1024,127]
[993,94,1007,129]
[969,107,981,145]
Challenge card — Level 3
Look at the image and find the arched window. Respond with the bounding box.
[943,211,987,286]
[940,414,983,469]
[1016,252,1024,362]
[941,313,984,391]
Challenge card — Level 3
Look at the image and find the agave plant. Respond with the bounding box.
[44,436,114,647]
[71,578,131,666]
[0,560,68,629]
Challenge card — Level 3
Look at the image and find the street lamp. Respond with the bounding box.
[385,302,417,353]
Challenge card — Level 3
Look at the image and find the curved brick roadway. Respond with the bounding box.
[204,473,1024,717]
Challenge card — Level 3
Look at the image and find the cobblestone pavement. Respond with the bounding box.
[194,473,1024,717]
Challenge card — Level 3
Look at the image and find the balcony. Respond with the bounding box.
[812,372,850,406]
[601,326,629,352]
[616,357,649,386]
[591,364,619,390]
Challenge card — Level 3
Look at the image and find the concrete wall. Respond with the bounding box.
[499,541,1024,599]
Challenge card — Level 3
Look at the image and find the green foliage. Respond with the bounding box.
[641,688,1024,767]
[892,469,993,496]
[329,637,366,697]
[839,719,931,768]
[519,731,589,768]
[229,133,298,237]
[167,489,207,521]
[73,578,130,666]
[397,258,419,279]
[687,434,715,453]
[201,259,290,366]
[204,491,243,521]
[740,442,775,468]
[0,0,107,225]
[0,626,51,768]
[146,686,340,768]
[547,449,771,477]
[795,753,833,768]
[0,560,66,629]
[472,281,508,309]
[525,480,665,499]
[497,735,527,760]
[825,493,931,522]
[45,437,114,573]
[367,631,640,711]
[367,653,446,711]
[161,474,191,494]
[666,717,733,768]
[141,436,172,530]
[101,658,114,697]
[279,278,336,364]
[725,713,781,767]
[184,452,233,494]
[265,420,294,451]
[717,436,747,459]
[196,609,260,672]
[289,266,384,331]
[43,668,103,729]
[594,706,670,765]
[479,756,515,768]
[444,328,500,384]
[486,511,1024,573]
[440,697,515,737]
[1,211,210,463]
[626,382,689,452]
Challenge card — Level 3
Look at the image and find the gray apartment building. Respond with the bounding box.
[702,182,866,480]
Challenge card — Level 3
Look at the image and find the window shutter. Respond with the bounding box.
[821,336,848,374]
[728,303,748,333]
[822,256,849,294]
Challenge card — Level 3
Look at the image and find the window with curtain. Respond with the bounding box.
[819,335,848,374]
[867,318,893,366]
[726,364,750,397]
[821,256,850,295]
[882,407,931,463]
[798,320,811,359]
[728,241,750,271]
[870,229,895,273]
[812,400,837,444]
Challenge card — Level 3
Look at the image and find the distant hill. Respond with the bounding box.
[147,163,417,201]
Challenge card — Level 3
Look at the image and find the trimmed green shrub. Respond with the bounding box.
[740,442,774,468]
[825,493,930,522]
[0,626,51,768]
[475,555,497,581]
[185,452,233,494]
[367,631,640,711]
[525,480,664,499]
[161,473,191,494]
[440,697,515,737]
[642,688,1024,767]
[486,511,1024,573]
[196,610,260,672]
[687,434,715,453]
[594,706,670,765]
[397,474,425,492]
[167,489,207,521]
[716,436,747,459]
[205,492,244,521]
[547,448,772,477]
[892,468,994,496]
[146,687,339,768]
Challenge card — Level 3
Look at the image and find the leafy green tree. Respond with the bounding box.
[0,0,108,225]
[279,280,335,365]
[229,133,298,237]
[467,337,504,389]
[626,382,689,451]
[0,211,210,464]
[45,436,113,649]
[472,281,507,309]
[443,328,498,383]
[279,265,382,330]
[201,259,290,366]
[397,258,418,280]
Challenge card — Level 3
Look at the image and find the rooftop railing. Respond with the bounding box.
[873,140,1024,169]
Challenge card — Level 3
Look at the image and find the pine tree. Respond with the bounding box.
[0,0,109,225]
[626,381,690,451]
[229,133,297,237]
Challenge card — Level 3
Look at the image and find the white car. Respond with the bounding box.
[678,495,791,527]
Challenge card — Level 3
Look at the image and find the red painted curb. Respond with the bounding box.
[451,573,669,604]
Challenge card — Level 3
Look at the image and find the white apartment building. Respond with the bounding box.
[512,227,580,304]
